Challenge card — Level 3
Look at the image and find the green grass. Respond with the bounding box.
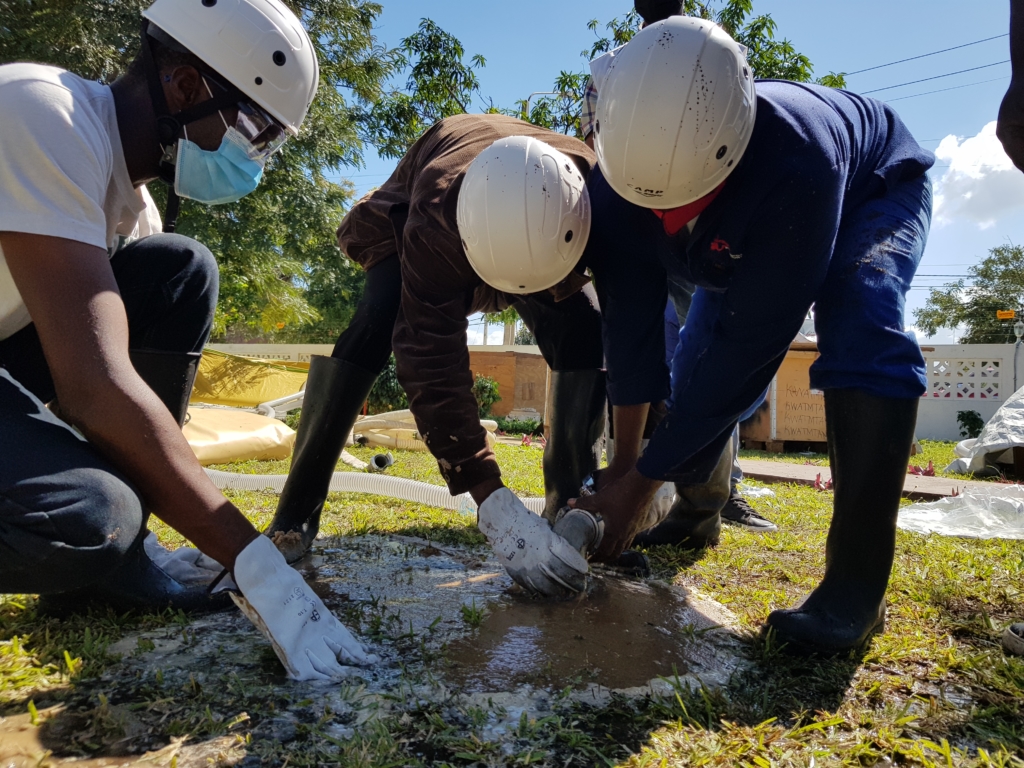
[2,444,1023,766]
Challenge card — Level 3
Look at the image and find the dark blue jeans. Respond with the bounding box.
[0,234,217,594]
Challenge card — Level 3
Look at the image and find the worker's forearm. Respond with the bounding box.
[609,403,650,472]
[62,379,258,569]
[469,476,505,507]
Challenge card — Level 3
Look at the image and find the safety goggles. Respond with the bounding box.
[234,100,288,161]
[203,74,289,161]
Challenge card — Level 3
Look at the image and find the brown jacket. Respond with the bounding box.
[336,114,596,494]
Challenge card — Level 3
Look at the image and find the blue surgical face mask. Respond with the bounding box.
[174,126,266,205]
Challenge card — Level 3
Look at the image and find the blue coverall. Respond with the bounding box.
[587,80,935,484]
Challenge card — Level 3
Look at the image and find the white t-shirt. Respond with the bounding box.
[0,63,160,341]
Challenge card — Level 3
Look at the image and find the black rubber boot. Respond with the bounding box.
[542,370,606,522]
[129,349,201,427]
[631,436,733,549]
[764,389,918,655]
[266,356,378,562]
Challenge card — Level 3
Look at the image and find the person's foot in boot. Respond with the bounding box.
[765,389,918,656]
[265,356,378,563]
[38,541,232,616]
[631,437,733,549]
[764,585,887,656]
[612,550,652,577]
[630,499,721,549]
[721,491,778,532]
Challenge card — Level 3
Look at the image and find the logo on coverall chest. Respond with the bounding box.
[710,238,742,259]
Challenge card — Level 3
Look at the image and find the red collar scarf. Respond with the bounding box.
[652,181,726,236]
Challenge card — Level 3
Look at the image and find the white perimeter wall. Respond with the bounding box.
[917,344,1024,441]
[208,343,1024,443]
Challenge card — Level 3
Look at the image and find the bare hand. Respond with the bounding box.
[569,469,661,563]
[589,463,628,493]
[998,81,1024,172]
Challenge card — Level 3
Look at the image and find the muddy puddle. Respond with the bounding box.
[444,574,739,692]
[100,535,743,704]
[2,535,748,765]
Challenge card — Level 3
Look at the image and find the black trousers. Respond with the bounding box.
[331,255,604,375]
[0,234,218,594]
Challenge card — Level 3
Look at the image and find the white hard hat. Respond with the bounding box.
[142,0,319,135]
[595,16,756,208]
[457,136,591,295]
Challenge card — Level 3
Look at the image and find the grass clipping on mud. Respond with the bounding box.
[1,442,1022,767]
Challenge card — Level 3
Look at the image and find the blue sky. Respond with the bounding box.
[334,0,1022,344]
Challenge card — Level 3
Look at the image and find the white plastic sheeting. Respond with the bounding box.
[352,410,497,452]
[946,386,1024,475]
[897,486,1024,540]
[737,483,776,499]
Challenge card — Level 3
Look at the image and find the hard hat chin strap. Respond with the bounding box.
[139,20,246,232]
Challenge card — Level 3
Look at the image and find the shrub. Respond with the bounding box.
[368,355,408,414]
[515,326,537,345]
[495,417,542,436]
[472,375,501,419]
[956,410,985,439]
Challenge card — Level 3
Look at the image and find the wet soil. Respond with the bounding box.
[444,573,739,692]
[97,536,745,697]
[0,535,748,765]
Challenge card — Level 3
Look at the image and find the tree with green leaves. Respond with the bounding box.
[362,19,488,161]
[1,0,400,339]
[521,1,845,137]
[914,244,1024,344]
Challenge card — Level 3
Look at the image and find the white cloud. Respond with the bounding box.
[933,121,1024,229]
[465,325,509,346]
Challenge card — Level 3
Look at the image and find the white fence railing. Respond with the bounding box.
[207,344,335,363]
[206,344,544,362]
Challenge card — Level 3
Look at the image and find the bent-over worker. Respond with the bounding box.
[266,114,607,596]
[573,17,934,655]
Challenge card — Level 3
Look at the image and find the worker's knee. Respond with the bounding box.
[149,234,220,316]
[0,467,146,593]
[76,468,147,559]
[113,233,220,321]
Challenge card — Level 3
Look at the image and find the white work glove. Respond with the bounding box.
[229,536,378,681]
[478,487,590,596]
[142,533,224,585]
